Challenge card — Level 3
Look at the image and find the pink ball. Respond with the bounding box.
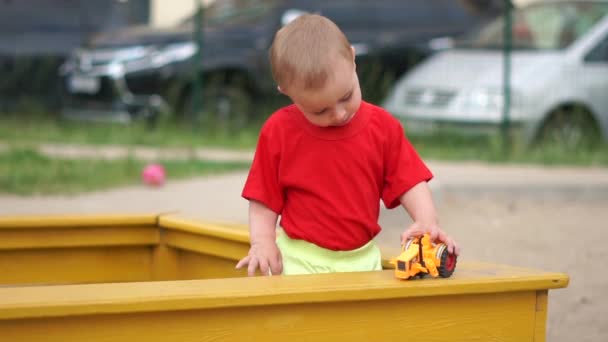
[142,163,166,186]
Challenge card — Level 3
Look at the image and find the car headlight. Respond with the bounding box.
[151,42,197,66]
[114,46,150,62]
[462,88,504,110]
[121,42,196,71]
[107,62,125,78]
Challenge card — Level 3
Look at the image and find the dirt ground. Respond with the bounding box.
[376,191,608,342]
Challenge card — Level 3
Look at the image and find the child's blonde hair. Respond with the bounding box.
[269,14,353,91]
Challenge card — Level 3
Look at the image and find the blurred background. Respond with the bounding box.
[1,0,606,159]
[1,1,607,342]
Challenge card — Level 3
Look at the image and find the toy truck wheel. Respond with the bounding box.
[437,245,457,278]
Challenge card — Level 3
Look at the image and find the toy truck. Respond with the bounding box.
[390,233,457,280]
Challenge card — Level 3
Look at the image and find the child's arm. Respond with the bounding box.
[235,200,283,276]
[399,182,460,256]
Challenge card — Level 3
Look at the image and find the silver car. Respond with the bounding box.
[383,0,608,148]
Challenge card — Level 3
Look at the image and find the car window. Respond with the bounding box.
[585,34,608,62]
[456,2,608,50]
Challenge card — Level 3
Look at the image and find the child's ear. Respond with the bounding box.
[277,85,285,94]
[350,46,357,68]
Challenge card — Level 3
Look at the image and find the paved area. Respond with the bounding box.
[2,158,607,220]
[0,142,255,162]
[4,141,608,196]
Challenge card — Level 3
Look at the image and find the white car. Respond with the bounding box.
[383,0,608,148]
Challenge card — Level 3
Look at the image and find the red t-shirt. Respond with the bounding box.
[242,101,432,251]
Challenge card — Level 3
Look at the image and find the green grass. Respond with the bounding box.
[0,148,251,195]
[408,131,608,167]
[0,114,261,149]
[1,114,607,195]
[1,114,607,167]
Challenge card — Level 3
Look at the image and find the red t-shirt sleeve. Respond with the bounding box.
[382,121,433,209]
[241,123,284,214]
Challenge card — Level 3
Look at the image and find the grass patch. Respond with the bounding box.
[0,114,261,149]
[1,114,607,166]
[0,148,251,195]
[409,131,608,166]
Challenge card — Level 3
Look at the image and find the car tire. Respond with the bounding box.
[537,106,601,150]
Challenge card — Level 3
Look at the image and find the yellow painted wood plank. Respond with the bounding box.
[158,215,250,243]
[0,262,568,320]
[0,214,158,229]
[0,226,159,250]
[0,291,539,342]
[177,250,247,280]
[164,229,250,262]
[151,244,179,281]
[534,290,549,341]
[0,247,153,285]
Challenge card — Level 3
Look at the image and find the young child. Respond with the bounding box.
[236,14,459,276]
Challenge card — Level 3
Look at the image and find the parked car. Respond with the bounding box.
[58,0,502,126]
[383,0,608,149]
[0,0,149,112]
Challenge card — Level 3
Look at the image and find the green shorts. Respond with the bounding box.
[276,230,382,275]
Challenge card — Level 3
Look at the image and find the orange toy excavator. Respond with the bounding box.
[389,234,457,280]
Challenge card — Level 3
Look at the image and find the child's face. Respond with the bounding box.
[281,55,362,128]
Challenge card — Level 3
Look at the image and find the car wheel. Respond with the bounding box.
[537,106,601,150]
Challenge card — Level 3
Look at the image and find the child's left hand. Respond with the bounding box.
[401,221,460,256]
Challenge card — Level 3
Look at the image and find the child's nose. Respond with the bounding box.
[334,107,347,121]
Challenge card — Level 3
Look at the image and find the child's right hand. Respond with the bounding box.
[235,239,283,276]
